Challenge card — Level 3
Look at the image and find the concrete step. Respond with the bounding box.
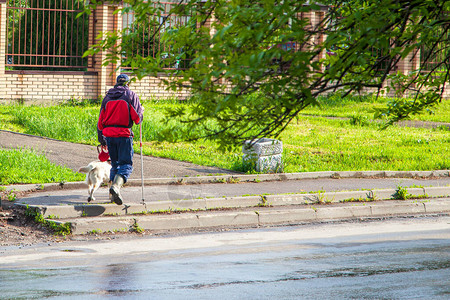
[17,186,450,219]
[15,186,450,235]
[51,199,450,235]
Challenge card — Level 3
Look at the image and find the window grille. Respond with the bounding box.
[121,1,193,70]
[6,0,90,70]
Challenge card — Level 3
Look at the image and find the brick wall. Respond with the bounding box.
[0,71,193,104]
[1,71,98,104]
[128,75,191,100]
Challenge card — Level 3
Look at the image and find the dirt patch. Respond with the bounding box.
[1,187,79,247]
[1,190,57,247]
[0,190,116,247]
[0,205,62,247]
[0,204,148,247]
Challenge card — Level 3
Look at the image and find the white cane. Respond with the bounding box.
[140,122,145,204]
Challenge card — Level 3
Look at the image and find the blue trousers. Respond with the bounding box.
[105,137,134,183]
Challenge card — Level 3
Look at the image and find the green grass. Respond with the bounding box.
[280,117,449,172]
[0,148,84,185]
[4,104,100,144]
[0,95,449,185]
[299,95,450,123]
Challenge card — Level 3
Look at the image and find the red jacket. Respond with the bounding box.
[97,85,143,145]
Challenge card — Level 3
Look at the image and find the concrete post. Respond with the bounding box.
[88,3,121,98]
[111,4,122,82]
[397,51,416,75]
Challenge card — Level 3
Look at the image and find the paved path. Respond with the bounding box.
[0,130,238,179]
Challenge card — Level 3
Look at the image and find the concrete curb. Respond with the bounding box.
[15,186,450,235]
[17,186,450,219]
[61,199,450,235]
[4,170,450,193]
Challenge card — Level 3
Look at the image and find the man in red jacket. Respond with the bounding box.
[97,74,144,205]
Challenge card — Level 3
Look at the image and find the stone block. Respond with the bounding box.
[243,138,283,156]
[370,202,425,216]
[169,198,207,211]
[42,205,82,219]
[315,205,372,220]
[69,217,134,235]
[423,200,450,213]
[145,200,174,212]
[243,138,283,173]
[136,214,201,230]
[258,208,317,225]
[263,194,308,206]
[432,170,450,177]
[371,189,396,200]
[406,187,426,197]
[322,190,372,203]
[424,187,450,197]
[197,211,259,227]
[205,196,261,209]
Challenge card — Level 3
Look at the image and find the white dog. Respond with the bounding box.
[78,161,112,203]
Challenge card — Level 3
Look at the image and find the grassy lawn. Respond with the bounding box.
[0,95,449,184]
[300,95,450,123]
[0,148,84,185]
[280,117,449,172]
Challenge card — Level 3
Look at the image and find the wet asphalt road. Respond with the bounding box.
[1,216,449,299]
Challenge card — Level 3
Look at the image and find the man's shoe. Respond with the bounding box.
[110,174,125,205]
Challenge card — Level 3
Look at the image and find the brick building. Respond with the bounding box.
[0,1,435,104]
[0,1,192,104]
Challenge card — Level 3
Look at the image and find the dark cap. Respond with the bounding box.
[116,74,130,85]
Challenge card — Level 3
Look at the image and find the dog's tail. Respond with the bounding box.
[78,165,93,173]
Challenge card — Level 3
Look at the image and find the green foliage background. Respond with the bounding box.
[85,0,450,147]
